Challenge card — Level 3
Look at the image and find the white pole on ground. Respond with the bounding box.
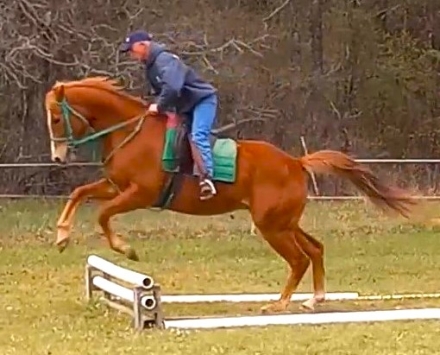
[164,308,440,330]
[159,292,359,304]
[87,255,154,289]
[358,293,440,301]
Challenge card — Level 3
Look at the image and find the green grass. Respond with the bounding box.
[1,199,440,354]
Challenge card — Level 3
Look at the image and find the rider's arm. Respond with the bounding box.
[155,53,186,113]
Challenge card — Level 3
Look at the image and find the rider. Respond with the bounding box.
[119,30,218,200]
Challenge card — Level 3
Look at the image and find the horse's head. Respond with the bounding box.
[45,82,94,163]
[44,76,150,163]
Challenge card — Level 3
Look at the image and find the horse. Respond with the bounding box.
[44,76,417,313]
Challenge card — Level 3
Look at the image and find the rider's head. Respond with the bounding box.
[119,30,153,61]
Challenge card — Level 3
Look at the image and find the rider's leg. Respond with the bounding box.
[191,94,218,200]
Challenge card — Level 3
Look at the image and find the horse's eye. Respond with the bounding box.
[52,117,61,124]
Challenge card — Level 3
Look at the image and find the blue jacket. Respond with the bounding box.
[144,42,217,114]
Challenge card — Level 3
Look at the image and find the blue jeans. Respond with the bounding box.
[189,94,218,178]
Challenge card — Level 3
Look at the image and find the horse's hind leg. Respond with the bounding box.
[293,227,325,311]
[259,227,311,313]
[250,158,315,313]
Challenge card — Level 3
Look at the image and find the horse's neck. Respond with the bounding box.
[92,100,142,130]
[93,99,166,161]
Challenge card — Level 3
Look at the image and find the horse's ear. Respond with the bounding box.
[53,84,65,102]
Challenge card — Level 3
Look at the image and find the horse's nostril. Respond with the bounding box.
[54,157,62,164]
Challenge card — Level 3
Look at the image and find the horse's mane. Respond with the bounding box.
[48,76,148,108]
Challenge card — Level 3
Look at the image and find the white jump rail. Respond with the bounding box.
[87,255,154,289]
[85,255,163,330]
[92,276,157,310]
[84,255,440,331]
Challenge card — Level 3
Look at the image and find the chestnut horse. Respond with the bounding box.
[44,76,416,313]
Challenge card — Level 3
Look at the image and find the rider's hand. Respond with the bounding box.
[147,103,159,114]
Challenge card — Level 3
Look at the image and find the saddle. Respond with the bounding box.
[153,113,237,209]
[166,113,212,178]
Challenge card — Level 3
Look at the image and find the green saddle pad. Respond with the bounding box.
[161,128,237,183]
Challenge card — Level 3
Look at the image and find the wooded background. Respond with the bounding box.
[1,0,440,196]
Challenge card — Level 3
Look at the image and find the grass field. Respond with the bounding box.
[1,198,440,355]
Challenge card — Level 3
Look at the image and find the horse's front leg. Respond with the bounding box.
[97,183,148,261]
[56,178,118,252]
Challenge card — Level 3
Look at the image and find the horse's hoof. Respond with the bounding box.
[300,300,315,312]
[125,247,140,261]
[260,301,288,314]
[301,296,325,312]
[56,238,69,253]
[55,226,70,253]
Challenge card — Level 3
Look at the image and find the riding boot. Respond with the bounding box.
[188,137,217,201]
